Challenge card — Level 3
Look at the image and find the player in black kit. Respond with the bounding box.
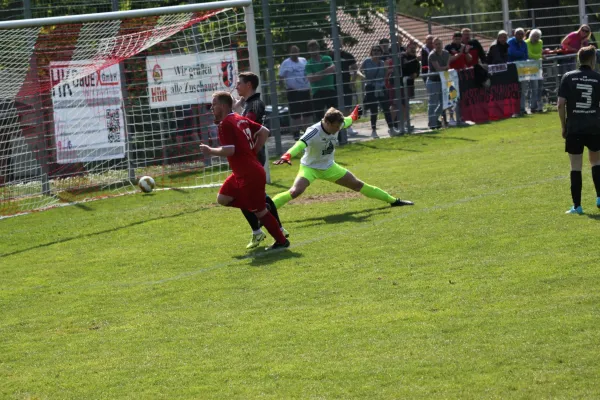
[558,45,600,214]
[234,72,289,248]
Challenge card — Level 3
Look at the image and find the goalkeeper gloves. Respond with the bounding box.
[274,152,292,165]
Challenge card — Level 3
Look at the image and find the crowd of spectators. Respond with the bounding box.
[276,25,589,135]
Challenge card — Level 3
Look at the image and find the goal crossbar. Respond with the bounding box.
[0,0,252,29]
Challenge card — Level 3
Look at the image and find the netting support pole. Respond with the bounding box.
[111,0,135,182]
[388,0,404,134]
[254,1,277,183]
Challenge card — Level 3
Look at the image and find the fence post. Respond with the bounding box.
[502,0,510,33]
[23,0,32,18]
[388,0,404,134]
[428,16,432,35]
[112,0,119,11]
[330,0,347,145]
[579,0,588,25]
[257,0,281,168]
[531,9,535,28]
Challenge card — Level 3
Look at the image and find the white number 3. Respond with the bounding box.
[576,83,593,109]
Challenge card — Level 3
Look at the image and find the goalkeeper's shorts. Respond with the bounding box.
[297,163,348,184]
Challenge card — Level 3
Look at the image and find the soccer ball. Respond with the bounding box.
[138,176,156,193]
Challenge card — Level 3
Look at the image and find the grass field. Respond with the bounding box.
[2,113,600,399]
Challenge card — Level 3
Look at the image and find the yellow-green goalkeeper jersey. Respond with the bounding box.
[299,121,337,170]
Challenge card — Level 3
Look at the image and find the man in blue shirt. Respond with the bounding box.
[508,28,529,116]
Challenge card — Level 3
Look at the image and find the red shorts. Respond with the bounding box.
[219,172,266,212]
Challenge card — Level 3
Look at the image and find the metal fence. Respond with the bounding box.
[0,0,594,214]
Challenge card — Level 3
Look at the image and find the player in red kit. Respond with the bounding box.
[199,91,290,250]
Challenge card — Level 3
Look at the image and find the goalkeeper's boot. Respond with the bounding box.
[565,205,584,215]
[266,239,290,251]
[597,197,600,209]
[246,231,267,249]
[281,227,290,238]
[391,198,414,207]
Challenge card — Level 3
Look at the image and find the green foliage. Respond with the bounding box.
[413,0,445,16]
[2,114,600,398]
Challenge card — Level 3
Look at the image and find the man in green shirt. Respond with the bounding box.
[305,40,338,121]
[526,29,544,112]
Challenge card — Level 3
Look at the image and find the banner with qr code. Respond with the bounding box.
[50,61,125,163]
[440,69,460,110]
[146,51,238,109]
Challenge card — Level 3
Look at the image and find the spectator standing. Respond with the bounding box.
[508,28,529,116]
[487,30,509,65]
[386,41,420,133]
[461,28,487,67]
[421,35,434,79]
[445,32,471,126]
[561,24,591,76]
[557,46,600,214]
[361,45,395,138]
[526,29,544,113]
[305,40,337,121]
[329,49,360,136]
[279,45,313,141]
[562,24,591,54]
[427,38,461,129]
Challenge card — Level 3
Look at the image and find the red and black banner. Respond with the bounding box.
[458,64,520,123]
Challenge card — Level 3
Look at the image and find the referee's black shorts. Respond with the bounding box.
[286,89,313,118]
[565,134,600,154]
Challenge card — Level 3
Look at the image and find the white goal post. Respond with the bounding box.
[0,0,270,217]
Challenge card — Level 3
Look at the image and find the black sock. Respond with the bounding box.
[592,165,600,197]
[265,195,282,227]
[570,170,582,208]
[241,209,261,231]
[370,114,377,130]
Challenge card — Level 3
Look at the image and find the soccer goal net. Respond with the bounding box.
[0,0,254,217]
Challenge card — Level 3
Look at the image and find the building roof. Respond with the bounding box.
[326,10,495,64]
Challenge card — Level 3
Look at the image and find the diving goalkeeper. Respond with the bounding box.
[272,106,414,208]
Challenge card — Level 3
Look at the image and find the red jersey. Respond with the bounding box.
[218,113,264,179]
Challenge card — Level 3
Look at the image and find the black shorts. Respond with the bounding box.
[286,89,312,118]
[565,134,600,154]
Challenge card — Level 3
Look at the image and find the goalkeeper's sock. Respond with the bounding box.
[592,165,600,197]
[259,212,287,244]
[273,191,293,209]
[265,195,282,227]
[360,183,396,204]
[241,209,261,231]
[570,170,582,208]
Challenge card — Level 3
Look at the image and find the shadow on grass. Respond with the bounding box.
[169,187,190,194]
[267,181,292,190]
[0,205,215,259]
[234,248,303,266]
[585,213,600,221]
[351,142,422,152]
[415,133,478,142]
[73,203,94,212]
[287,206,389,227]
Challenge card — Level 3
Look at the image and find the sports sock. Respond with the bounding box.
[570,170,582,208]
[273,191,293,209]
[370,114,377,130]
[259,212,287,243]
[360,183,396,203]
[592,165,600,197]
[265,195,282,227]
[241,209,261,231]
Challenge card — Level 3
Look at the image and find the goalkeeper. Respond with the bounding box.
[272,106,414,208]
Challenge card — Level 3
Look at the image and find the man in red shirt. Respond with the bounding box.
[199,91,289,250]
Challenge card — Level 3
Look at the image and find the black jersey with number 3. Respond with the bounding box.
[558,65,600,136]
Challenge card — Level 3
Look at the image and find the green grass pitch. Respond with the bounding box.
[1,113,599,399]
